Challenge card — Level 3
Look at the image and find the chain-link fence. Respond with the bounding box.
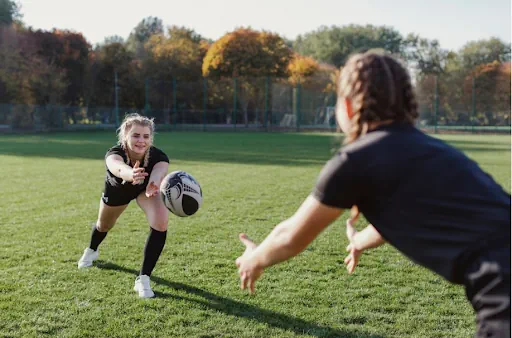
[0,72,509,133]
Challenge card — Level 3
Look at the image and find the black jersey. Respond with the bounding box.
[102,144,169,206]
[312,123,511,283]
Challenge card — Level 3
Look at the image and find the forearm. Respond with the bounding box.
[148,162,169,185]
[352,224,385,251]
[107,160,134,182]
[250,218,309,269]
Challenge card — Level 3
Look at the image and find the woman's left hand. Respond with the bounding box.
[145,181,159,198]
[344,206,363,274]
[235,234,263,294]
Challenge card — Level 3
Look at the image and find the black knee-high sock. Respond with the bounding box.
[140,228,167,277]
[89,226,108,251]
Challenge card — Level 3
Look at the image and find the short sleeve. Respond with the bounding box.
[312,151,363,209]
[105,145,126,161]
[151,147,169,164]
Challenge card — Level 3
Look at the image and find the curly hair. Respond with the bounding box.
[337,52,419,143]
[116,113,155,168]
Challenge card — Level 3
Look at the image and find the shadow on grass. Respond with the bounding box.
[96,260,384,338]
[0,131,341,167]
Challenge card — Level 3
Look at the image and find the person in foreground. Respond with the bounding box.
[78,113,170,298]
[235,52,511,337]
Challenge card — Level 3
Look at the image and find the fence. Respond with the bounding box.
[0,73,509,133]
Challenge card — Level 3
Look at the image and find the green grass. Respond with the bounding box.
[0,131,509,338]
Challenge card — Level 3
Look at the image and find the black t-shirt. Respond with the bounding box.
[313,123,511,283]
[104,144,169,191]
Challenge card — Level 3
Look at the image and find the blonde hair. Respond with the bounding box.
[117,113,155,167]
[337,52,418,144]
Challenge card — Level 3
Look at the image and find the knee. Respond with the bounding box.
[96,222,113,232]
[150,218,168,232]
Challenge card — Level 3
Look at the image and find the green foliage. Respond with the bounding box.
[459,38,511,70]
[0,0,21,25]
[293,24,403,67]
[404,34,448,75]
[126,16,164,57]
[88,42,143,109]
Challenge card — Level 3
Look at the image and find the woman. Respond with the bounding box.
[235,52,510,337]
[78,113,170,299]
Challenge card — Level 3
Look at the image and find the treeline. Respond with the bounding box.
[0,0,510,128]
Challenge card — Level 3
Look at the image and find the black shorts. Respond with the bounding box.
[101,181,147,206]
[464,246,511,338]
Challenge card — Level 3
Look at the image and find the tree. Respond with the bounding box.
[203,28,293,125]
[404,34,448,75]
[293,24,403,67]
[459,38,511,70]
[288,54,319,86]
[464,61,511,126]
[87,42,143,114]
[143,26,208,122]
[103,35,124,45]
[126,16,164,57]
[0,0,21,25]
[202,28,292,78]
[0,26,67,128]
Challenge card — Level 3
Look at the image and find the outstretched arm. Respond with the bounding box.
[344,220,385,274]
[236,194,343,293]
[145,162,169,197]
[106,155,147,184]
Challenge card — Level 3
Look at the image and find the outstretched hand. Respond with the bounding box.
[235,233,262,294]
[131,160,148,185]
[145,181,159,198]
[344,206,363,274]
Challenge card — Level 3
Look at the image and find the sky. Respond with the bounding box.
[18,0,511,51]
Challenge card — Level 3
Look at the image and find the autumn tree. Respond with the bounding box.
[203,28,293,125]
[142,26,208,122]
[463,61,511,126]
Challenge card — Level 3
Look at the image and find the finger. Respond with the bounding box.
[235,257,241,268]
[344,255,351,264]
[346,244,352,252]
[353,255,359,269]
[346,219,356,238]
[350,205,359,222]
[249,279,255,294]
[239,233,256,249]
[134,160,140,168]
[348,261,355,274]
[241,273,247,290]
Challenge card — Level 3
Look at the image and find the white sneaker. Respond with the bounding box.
[134,275,155,298]
[78,248,99,268]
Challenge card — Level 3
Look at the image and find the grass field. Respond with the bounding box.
[0,131,510,338]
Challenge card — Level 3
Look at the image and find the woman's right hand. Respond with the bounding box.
[131,160,148,185]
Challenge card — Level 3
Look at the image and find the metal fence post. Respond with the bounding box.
[114,71,119,127]
[172,77,177,129]
[264,76,269,131]
[434,75,438,134]
[203,77,207,131]
[233,77,237,130]
[471,76,476,134]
